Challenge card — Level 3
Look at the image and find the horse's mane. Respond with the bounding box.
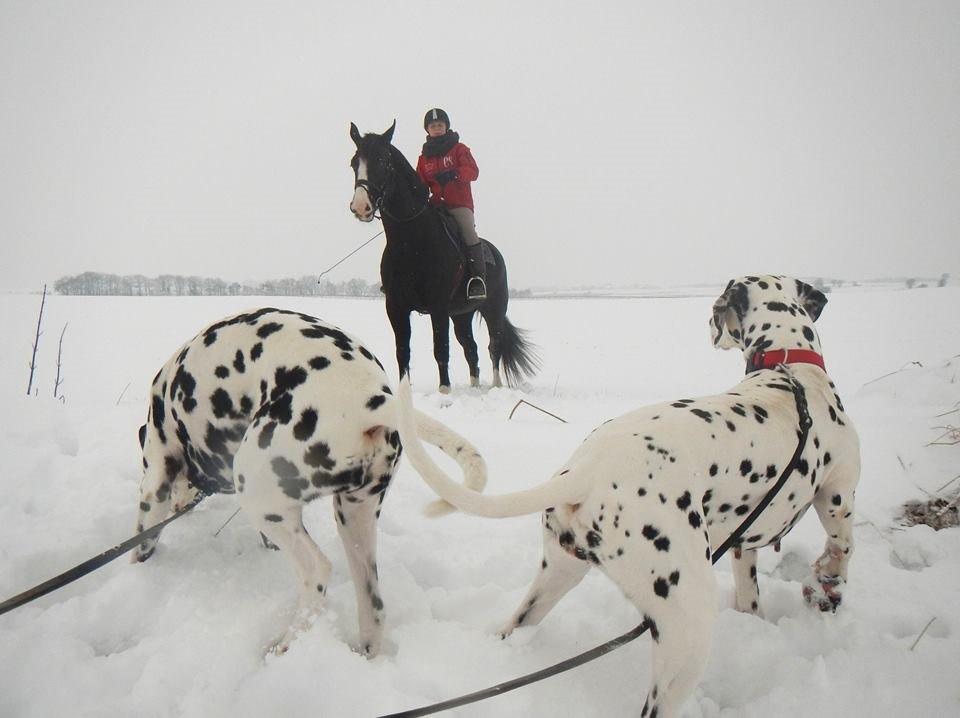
[387,143,429,204]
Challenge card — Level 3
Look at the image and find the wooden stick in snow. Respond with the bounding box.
[53,322,68,401]
[115,382,131,406]
[508,399,567,424]
[26,284,47,397]
[909,617,937,651]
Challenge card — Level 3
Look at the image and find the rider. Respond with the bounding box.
[416,108,486,300]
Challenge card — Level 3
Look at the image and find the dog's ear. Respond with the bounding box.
[710,280,749,350]
[795,280,828,321]
[350,122,362,146]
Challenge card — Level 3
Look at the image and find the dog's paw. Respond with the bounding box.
[351,638,384,659]
[266,634,292,657]
[802,574,845,612]
[259,532,280,551]
[131,542,156,563]
[170,482,200,512]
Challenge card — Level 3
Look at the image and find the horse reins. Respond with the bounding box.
[354,154,430,223]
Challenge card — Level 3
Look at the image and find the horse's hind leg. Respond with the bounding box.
[452,313,480,386]
[479,308,506,388]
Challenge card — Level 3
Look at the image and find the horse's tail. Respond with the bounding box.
[500,317,541,387]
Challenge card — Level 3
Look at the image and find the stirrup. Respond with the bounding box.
[466,276,487,300]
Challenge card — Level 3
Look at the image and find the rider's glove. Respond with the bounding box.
[435,170,458,186]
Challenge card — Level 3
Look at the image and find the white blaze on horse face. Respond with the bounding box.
[350,158,374,221]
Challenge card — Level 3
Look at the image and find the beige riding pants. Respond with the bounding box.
[448,207,480,246]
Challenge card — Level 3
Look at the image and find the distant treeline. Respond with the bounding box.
[53,272,382,297]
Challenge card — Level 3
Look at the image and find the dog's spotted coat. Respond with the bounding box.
[133,307,483,656]
[398,276,860,718]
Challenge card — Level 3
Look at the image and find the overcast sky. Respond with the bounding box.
[2,1,958,292]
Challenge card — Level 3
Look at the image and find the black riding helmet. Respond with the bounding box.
[423,108,450,130]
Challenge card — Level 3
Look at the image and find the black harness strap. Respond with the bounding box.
[378,370,812,718]
[0,498,201,617]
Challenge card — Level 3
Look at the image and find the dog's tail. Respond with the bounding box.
[411,403,488,517]
[397,377,589,518]
[363,388,488,517]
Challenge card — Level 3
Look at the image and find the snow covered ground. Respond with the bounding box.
[1,286,958,717]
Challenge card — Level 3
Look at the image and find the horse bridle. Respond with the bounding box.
[354,151,430,223]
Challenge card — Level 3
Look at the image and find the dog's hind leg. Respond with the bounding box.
[805,454,859,612]
[235,450,332,653]
[603,532,716,717]
[334,491,386,657]
[730,548,762,615]
[243,497,333,654]
[498,521,590,637]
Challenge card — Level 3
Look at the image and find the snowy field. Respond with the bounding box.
[1,287,958,717]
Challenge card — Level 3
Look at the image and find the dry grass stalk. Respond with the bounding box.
[909,617,937,651]
[508,399,568,423]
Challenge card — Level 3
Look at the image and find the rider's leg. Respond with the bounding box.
[449,207,486,299]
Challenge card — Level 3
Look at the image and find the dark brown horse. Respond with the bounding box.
[349,121,539,392]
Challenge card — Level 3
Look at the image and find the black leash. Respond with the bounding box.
[317,230,384,280]
[0,373,813,717]
[0,497,202,617]
[378,371,812,718]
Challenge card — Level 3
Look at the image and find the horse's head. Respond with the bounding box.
[349,121,396,222]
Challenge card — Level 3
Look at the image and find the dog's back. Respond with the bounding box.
[139,307,392,501]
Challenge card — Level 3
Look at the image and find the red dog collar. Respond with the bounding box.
[747,348,825,374]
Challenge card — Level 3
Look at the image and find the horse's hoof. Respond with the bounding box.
[438,384,451,394]
[470,376,480,388]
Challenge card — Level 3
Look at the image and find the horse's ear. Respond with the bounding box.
[709,280,749,350]
[350,122,362,146]
[382,120,396,144]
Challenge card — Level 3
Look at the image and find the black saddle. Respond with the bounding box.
[436,207,496,266]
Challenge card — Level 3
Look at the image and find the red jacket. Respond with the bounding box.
[416,142,479,211]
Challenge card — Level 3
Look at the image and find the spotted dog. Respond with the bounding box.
[396,276,860,717]
[133,308,485,656]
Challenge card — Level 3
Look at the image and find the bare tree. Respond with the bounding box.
[51,271,388,297]
[26,284,47,396]
[53,322,68,402]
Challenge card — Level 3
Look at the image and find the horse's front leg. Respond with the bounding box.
[430,312,451,393]
[386,301,412,380]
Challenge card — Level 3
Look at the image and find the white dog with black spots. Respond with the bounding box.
[397,276,860,718]
[133,308,486,656]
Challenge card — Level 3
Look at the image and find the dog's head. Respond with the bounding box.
[710,275,828,355]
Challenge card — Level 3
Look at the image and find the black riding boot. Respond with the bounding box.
[465,243,487,300]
